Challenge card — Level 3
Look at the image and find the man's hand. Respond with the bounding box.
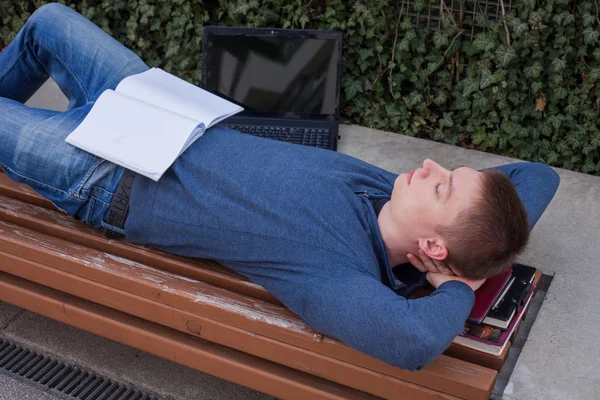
[407,250,456,276]
[426,272,486,292]
[407,251,486,292]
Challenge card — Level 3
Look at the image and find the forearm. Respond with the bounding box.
[386,281,475,370]
[300,277,475,371]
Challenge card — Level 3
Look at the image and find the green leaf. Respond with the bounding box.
[582,13,595,27]
[550,58,567,73]
[404,92,423,108]
[404,29,417,42]
[413,0,427,12]
[434,91,448,106]
[582,145,596,155]
[501,121,518,136]
[165,42,180,58]
[453,95,471,110]
[583,28,600,46]
[523,0,537,10]
[513,22,529,37]
[343,77,363,100]
[357,48,373,61]
[531,81,544,93]
[480,69,496,89]
[463,78,479,97]
[547,151,559,164]
[562,12,575,26]
[473,33,495,52]
[300,14,309,29]
[529,9,546,22]
[472,93,489,111]
[581,161,596,174]
[439,112,454,128]
[553,87,568,100]
[565,103,578,115]
[496,46,517,67]
[472,130,487,145]
[539,123,553,137]
[433,31,448,49]
[549,74,563,86]
[587,69,600,84]
[548,115,563,131]
[398,38,410,52]
[524,62,543,79]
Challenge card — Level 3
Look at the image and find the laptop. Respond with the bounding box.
[201,26,343,151]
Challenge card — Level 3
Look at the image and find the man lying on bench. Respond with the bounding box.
[0,3,560,372]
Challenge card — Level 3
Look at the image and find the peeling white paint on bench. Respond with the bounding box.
[193,291,307,331]
[0,194,91,230]
[0,193,266,292]
[0,220,320,340]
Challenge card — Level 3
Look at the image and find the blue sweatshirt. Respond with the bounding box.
[124,126,475,371]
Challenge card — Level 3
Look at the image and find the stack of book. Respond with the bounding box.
[452,264,538,356]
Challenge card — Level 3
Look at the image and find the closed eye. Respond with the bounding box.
[435,182,441,194]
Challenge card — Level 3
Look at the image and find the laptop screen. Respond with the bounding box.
[202,30,341,118]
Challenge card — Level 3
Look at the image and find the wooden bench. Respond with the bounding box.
[0,170,537,399]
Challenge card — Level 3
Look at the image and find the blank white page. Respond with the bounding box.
[65,90,203,181]
[115,68,243,127]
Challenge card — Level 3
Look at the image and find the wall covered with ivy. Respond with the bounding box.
[2,0,600,173]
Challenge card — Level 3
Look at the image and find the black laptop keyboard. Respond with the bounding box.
[221,124,331,149]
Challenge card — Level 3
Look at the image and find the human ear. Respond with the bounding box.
[418,238,448,261]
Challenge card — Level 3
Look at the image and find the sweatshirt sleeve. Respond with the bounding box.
[295,274,474,371]
[485,162,560,229]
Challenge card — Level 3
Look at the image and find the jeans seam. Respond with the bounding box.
[32,37,89,103]
[86,196,110,225]
[92,197,111,207]
[70,158,104,199]
[89,184,117,199]
[47,199,70,215]
[0,49,27,83]
[84,196,95,224]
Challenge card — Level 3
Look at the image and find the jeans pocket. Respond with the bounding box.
[77,160,125,202]
[85,195,115,230]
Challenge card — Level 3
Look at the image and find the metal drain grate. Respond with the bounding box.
[0,337,165,400]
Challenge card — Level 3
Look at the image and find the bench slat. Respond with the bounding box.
[0,172,56,209]
[0,250,472,400]
[0,272,391,400]
[0,190,280,305]
[0,219,319,341]
[0,219,496,400]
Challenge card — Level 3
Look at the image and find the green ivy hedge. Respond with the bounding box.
[2,0,600,173]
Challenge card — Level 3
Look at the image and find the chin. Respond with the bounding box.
[392,176,403,195]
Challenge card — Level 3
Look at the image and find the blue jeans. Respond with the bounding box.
[0,3,559,235]
[0,3,148,233]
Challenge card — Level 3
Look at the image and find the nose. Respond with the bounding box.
[421,159,448,178]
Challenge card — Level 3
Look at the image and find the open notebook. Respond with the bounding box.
[65,68,243,181]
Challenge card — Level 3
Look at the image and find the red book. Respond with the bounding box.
[468,269,512,323]
[455,284,535,356]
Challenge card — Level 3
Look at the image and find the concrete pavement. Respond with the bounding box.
[0,79,597,399]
